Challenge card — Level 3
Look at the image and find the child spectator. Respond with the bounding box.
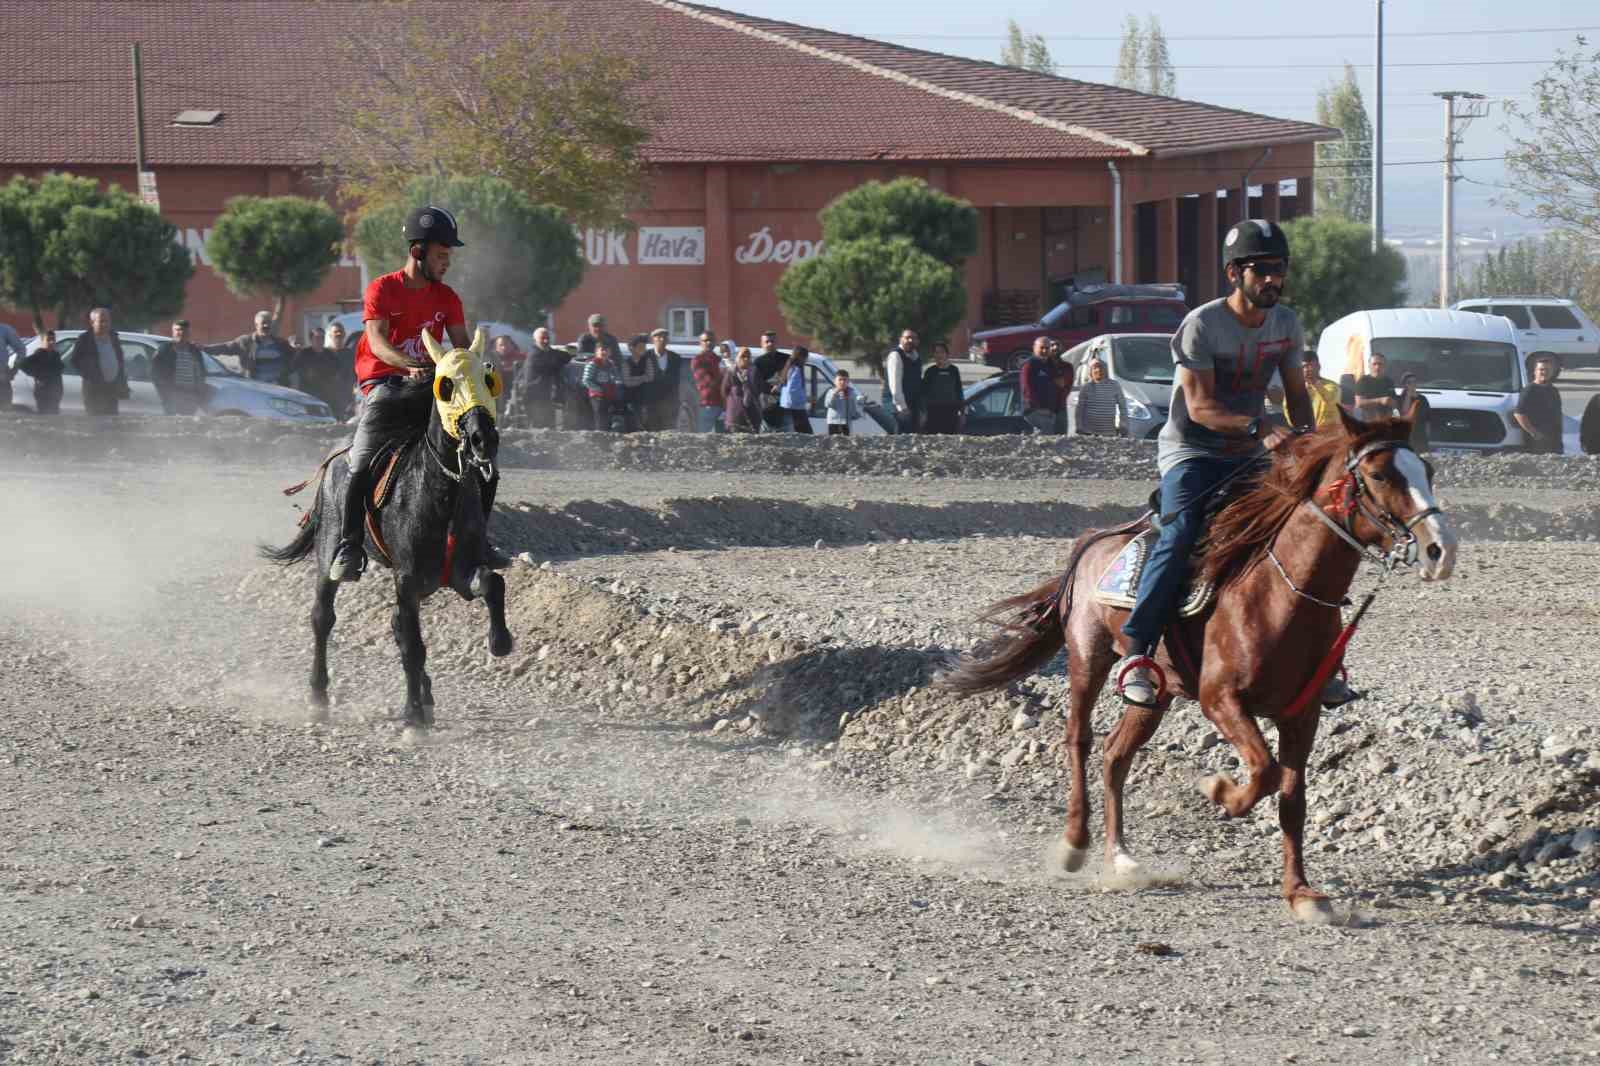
[920,342,965,434]
[581,340,624,431]
[16,329,64,414]
[823,369,859,436]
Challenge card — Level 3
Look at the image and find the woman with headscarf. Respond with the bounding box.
[722,347,766,433]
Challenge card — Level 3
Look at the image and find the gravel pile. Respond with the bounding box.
[3,413,1597,489]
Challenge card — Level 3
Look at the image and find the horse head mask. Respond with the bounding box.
[421,326,502,439]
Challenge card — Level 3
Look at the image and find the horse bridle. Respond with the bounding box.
[1303,439,1441,571]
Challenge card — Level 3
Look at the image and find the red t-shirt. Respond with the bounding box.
[353,271,466,386]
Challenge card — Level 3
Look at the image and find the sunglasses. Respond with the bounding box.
[1241,259,1288,278]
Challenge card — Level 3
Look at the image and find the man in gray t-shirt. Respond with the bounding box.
[1117,220,1315,708]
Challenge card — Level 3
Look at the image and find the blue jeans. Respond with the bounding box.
[696,405,724,433]
[1120,454,1256,652]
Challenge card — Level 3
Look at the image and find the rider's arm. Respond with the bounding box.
[363,318,417,371]
[446,322,469,349]
[1175,366,1255,438]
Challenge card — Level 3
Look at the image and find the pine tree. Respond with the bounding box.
[1143,16,1176,96]
[1313,64,1374,223]
[1114,15,1144,90]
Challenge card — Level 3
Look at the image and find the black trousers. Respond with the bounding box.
[827,424,850,436]
[923,403,961,435]
[783,408,813,433]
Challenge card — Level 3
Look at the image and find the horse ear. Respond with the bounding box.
[1337,403,1364,438]
[470,326,487,358]
[421,329,444,362]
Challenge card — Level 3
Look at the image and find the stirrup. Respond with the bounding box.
[329,540,367,583]
[1320,668,1363,709]
[1115,654,1166,709]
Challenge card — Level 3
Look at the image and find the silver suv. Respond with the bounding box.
[1451,297,1600,369]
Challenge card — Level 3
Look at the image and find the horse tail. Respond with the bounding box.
[939,577,1069,696]
[259,491,322,566]
[939,513,1151,697]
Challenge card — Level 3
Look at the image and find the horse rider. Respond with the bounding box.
[1116,220,1358,710]
[329,205,507,582]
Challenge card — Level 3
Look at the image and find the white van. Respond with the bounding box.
[1317,308,1540,452]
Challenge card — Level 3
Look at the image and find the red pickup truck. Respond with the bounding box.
[972,284,1188,371]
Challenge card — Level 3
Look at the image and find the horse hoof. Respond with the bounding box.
[1111,849,1143,876]
[489,630,513,658]
[1291,894,1337,925]
[1052,838,1090,874]
[1199,775,1229,806]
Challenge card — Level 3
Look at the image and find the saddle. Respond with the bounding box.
[1091,526,1216,616]
[282,438,415,569]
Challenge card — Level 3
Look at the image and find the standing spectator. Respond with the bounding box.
[1397,371,1430,452]
[823,368,859,436]
[1074,357,1129,436]
[690,331,725,433]
[508,326,567,429]
[1580,392,1600,455]
[920,341,965,435]
[0,321,26,410]
[152,319,209,415]
[1020,337,1069,434]
[490,334,526,381]
[14,328,64,414]
[1352,349,1397,421]
[323,322,357,417]
[576,313,619,357]
[883,328,923,433]
[753,330,787,431]
[68,307,128,415]
[621,334,657,432]
[722,347,766,433]
[646,328,685,431]
[1301,352,1342,428]
[776,347,813,433]
[1513,352,1564,454]
[581,340,624,431]
[207,310,294,384]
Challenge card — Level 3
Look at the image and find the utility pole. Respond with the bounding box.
[1433,91,1488,308]
[1371,0,1383,252]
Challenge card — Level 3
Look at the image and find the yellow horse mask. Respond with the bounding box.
[422,327,501,439]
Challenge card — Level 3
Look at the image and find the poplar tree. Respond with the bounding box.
[1314,64,1374,223]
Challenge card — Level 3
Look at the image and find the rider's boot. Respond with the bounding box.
[1320,670,1362,709]
[479,472,511,570]
[328,466,370,582]
[1115,644,1163,709]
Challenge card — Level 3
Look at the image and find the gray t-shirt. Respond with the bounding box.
[1157,297,1305,474]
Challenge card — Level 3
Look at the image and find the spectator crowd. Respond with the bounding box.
[3,306,1595,456]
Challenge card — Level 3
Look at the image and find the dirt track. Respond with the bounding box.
[3,417,1600,1065]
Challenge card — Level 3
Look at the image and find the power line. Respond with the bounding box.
[870,24,1600,42]
[1010,59,1561,71]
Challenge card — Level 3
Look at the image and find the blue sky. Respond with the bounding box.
[729,0,1597,233]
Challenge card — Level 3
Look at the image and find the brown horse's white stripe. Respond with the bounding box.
[1393,449,1457,581]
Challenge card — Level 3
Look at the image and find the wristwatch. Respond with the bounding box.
[1246,416,1263,440]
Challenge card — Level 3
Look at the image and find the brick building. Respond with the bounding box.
[4,0,1332,348]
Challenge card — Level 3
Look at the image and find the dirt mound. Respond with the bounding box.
[4,413,1598,491]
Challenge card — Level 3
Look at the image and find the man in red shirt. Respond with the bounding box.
[330,205,476,581]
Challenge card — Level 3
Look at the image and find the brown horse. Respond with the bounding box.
[943,407,1457,920]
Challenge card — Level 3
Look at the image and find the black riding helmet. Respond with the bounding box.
[402,205,465,248]
[1223,218,1289,267]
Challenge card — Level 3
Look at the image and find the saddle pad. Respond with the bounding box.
[1092,527,1216,618]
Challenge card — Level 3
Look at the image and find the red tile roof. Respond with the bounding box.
[1,1,1332,169]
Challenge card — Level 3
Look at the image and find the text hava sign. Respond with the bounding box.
[576,226,823,267]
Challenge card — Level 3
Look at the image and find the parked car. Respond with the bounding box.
[971,283,1188,372]
[14,330,336,422]
[959,372,1029,435]
[560,345,892,434]
[1317,309,1580,454]
[1451,296,1600,370]
[1061,333,1171,440]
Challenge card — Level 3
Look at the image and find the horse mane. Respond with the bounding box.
[1199,415,1412,590]
[361,375,437,443]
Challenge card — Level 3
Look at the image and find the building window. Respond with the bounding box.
[668,306,709,341]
